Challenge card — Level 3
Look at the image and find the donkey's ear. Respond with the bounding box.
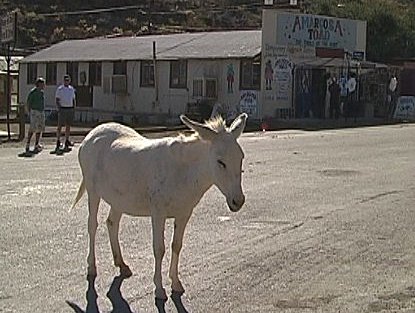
[180,115,216,140]
[229,113,248,138]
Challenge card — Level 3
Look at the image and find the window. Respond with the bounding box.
[27,63,37,84]
[46,63,57,85]
[89,62,102,86]
[140,61,154,87]
[192,79,203,97]
[66,62,79,85]
[112,75,127,94]
[113,61,127,75]
[192,78,217,99]
[170,60,187,89]
[205,78,217,98]
[240,59,261,90]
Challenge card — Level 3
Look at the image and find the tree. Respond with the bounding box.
[3,0,415,61]
[310,0,415,61]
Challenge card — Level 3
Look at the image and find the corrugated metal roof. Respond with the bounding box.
[21,30,262,63]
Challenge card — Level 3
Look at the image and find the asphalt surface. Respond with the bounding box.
[1,123,415,313]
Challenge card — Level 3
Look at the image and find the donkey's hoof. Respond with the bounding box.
[87,267,97,280]
[171,290,189,313]
[119,265,132,278]
[155,297,167,313]
[87,264,97,276]
[171,289,185,297]
[171,280,185,294]
[86,273,97,281]
[155,287,168,301]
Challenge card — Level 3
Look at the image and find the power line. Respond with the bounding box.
[38,2,264,18]
[39,5,146,17]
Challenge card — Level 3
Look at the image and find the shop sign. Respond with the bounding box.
[394,96,415,120]
[352,51,365,61]
[277,12,361,51]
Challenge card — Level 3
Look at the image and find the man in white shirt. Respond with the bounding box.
[55,74,76,152]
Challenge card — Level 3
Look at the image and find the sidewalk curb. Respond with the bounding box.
[1,119,412,140]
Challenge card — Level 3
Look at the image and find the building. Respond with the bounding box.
[0,56,21,114]
[261,9,373,119]
[18,10,389,124]
[391,58,415,96]
[18,31,261,124]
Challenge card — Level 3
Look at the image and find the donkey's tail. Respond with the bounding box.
[70,178,86,212]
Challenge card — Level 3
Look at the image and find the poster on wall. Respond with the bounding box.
[394,96,415,120]
[274,56,293,101]
[239,90,258,117]
[264,55,293,102]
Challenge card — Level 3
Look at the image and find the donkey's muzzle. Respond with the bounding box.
[228,194,245,212]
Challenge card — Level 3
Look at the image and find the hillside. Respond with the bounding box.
[1,0,414,62]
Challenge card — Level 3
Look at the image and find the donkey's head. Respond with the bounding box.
[180,113,248,212]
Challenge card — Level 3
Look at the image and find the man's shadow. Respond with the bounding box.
[66,275,190,313]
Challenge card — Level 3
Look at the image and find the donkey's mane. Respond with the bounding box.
[205,115,227,133]
[179,115,227,141]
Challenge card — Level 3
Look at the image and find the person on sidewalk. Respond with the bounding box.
[55,74,76,152]
[25,77,46,153]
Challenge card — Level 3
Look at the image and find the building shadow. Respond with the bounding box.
[66,275,134,313]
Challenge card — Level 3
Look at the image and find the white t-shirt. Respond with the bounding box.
[56,85,76,108]
[347,77,357,93]
[389,77,397,92]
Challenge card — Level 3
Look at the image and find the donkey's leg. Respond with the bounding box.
[87,191,100,278]
[151,214,167,300]
[107,208,132,278]
[169,215,191,294]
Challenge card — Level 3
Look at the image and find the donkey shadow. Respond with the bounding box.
[66,275,133,313]
[66,275,189,313]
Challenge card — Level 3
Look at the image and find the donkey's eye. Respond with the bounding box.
[217,160,227,169]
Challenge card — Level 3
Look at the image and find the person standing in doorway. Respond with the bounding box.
[346,73,358,121]
[26,77,46,153]
[329,76,341,119]
[55,74,76,152]
[387,75,398,120]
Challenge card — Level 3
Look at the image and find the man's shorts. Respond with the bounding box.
[58,107,75,127]
[29,110,45,133]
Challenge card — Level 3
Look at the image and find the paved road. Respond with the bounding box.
[1,123,415,313]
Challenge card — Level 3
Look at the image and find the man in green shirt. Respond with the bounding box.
[26,77,45,153]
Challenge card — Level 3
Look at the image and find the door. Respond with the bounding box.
[75,85,93,108]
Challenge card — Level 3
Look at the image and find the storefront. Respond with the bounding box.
[260,9,369,119]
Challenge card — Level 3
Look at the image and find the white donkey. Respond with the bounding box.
[71,113,247,301]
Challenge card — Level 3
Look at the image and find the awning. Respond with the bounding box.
[291,56,387,69]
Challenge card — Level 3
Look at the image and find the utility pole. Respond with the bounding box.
[148,0,154,33]
[1,11,17,141]
[153,41,158,105]
[5,43,11,140]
